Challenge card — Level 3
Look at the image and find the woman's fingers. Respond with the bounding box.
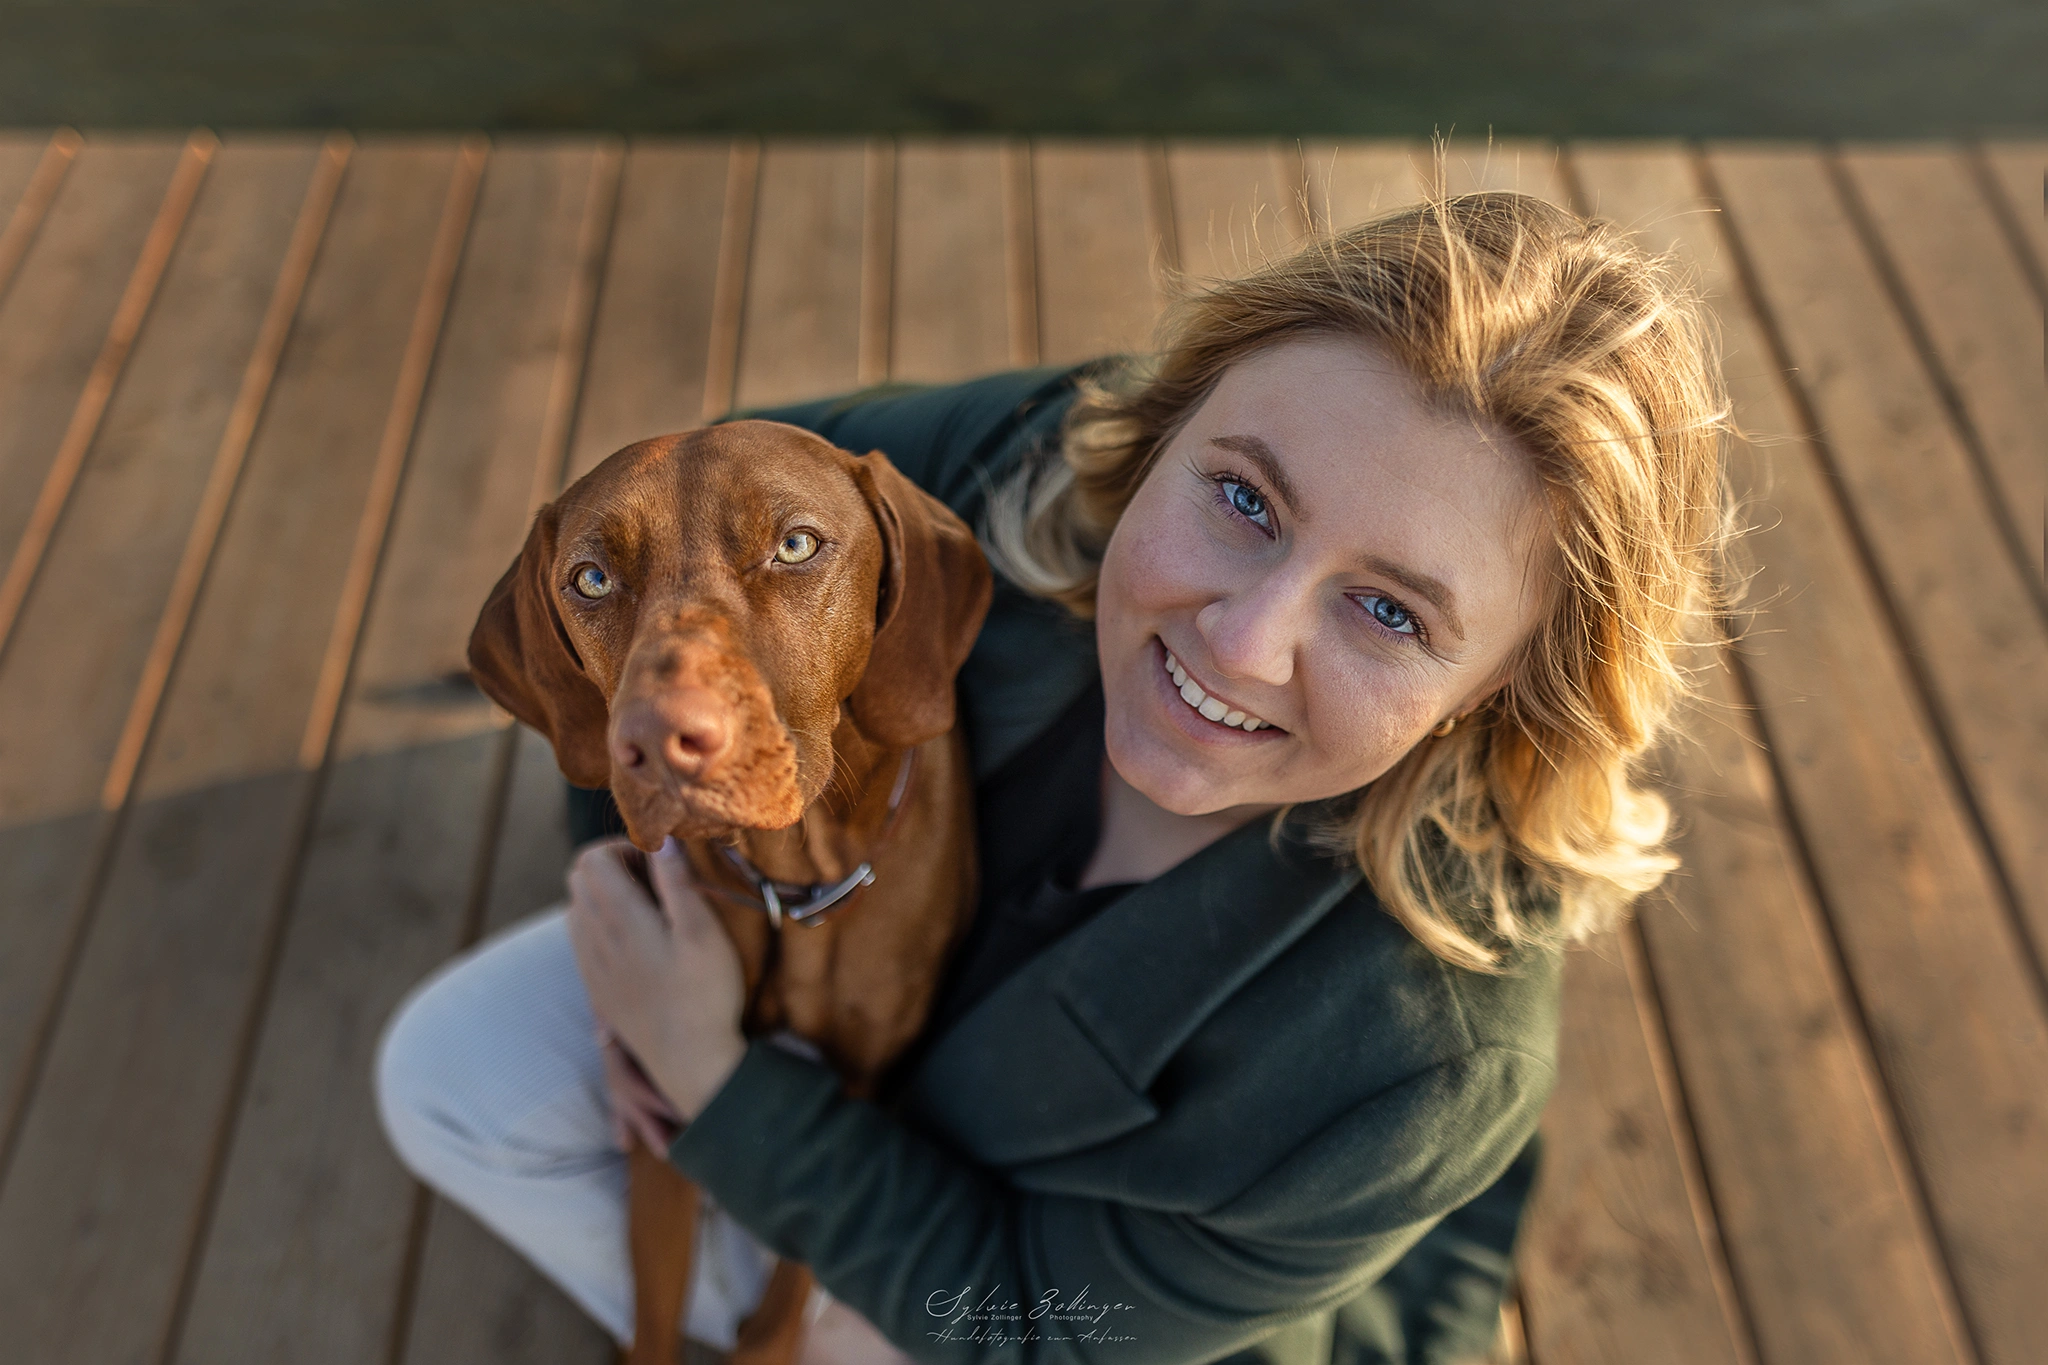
[650,834,713,935]
[572,841,655,933]
[600,1035,681,1153]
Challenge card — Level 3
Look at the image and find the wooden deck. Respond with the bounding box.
[0,131,2039,1365]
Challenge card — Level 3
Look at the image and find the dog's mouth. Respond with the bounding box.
[607,721,806,850]
[600,616,834,850]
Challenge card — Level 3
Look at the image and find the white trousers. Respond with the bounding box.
[373,907,833,1351]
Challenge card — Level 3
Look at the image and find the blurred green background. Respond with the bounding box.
[1,0,2041,135]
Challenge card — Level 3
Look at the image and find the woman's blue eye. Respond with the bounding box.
[1358,594,1419,636]
[1223,480,1270,528]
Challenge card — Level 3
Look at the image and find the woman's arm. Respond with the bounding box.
[671,1035,1551,1365]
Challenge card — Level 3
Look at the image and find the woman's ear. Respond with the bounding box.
[468,505,613,787]
[842,449,995,749]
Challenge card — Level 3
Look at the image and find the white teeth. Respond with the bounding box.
[1160,644,1270,732]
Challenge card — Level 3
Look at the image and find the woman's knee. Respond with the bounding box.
[373,909,606,1181]
[374,965,484,1180]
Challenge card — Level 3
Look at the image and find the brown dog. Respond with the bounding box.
[467,420,992,1365]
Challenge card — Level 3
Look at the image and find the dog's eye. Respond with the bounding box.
[773,531,819,565]
[570,563,613,599]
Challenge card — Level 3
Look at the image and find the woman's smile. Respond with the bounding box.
[1151,635,1284,740]
[1163,641,1277,731]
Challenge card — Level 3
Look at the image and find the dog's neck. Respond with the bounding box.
[725,717,905,887]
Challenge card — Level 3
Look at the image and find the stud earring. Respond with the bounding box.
[1430,714,1459,738]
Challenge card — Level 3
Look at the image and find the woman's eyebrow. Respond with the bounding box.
[1208,434,1301,509]
[1357,553,1466,641]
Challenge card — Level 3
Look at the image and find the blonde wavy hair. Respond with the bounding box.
[984,190,1734,973]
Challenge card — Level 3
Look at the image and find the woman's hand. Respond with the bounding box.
[566,836,749,1125]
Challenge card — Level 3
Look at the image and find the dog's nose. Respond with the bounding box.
[609,687,733,781]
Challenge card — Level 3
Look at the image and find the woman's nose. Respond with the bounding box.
[1195,572,1310,687]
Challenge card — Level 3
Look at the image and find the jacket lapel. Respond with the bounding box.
[901,816,1360,1167]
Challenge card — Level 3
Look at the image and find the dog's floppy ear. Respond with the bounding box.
[468,504,612,787]
[843,449,994,749]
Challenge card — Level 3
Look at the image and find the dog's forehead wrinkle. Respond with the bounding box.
[550,494,662,569]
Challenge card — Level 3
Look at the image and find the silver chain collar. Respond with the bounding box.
[709,749,916,931]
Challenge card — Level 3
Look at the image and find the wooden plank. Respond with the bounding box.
[1030,140,1167,366]
[0,140,477,1365]
[1977,143,2046,285]
[170,140,612,1365]
[731,140,868,411]
[0,135,197,632]
[1302,140,1427,230]
[1571,143,1973,1365]
[0,139,336,1153]
[1434,144,1755,1365]
[404,1197,615,1365]
[1517,943,1751,1365]
[0,130,79,301]
[890,139,1013,383]
[1699,144,2048,1365]
[700,143,760,424]
[565,139,731,480]
[1707,146,2048,1000]
[1839,147,2045,583]
[400,724,611,1365]
[1163,141,1308,286]
[1000,142,1038,367]
[858,139,894,387]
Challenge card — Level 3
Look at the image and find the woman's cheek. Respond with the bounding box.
[1309,663,1440,786]
[1123,492,1234,613]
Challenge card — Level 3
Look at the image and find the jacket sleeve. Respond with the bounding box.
[730,363,1103,523]
[668,1036,1554,1365]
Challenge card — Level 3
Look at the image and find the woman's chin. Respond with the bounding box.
[1105,717,1253,817]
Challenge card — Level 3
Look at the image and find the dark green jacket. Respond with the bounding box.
[670,366,1563,1365]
